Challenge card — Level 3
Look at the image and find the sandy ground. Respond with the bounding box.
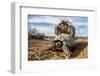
[28,38,88,60]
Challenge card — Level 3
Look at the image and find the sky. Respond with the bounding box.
[28,15,88,37]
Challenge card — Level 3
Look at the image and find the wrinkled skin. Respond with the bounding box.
[48,41,71,59]
[48,20,75,59]
[48,34,75,59]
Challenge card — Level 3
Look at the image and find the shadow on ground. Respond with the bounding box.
[70,39,88,58]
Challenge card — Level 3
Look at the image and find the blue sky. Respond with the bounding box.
[28,15,88,37]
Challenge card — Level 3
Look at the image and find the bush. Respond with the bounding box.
[28,26,45,39]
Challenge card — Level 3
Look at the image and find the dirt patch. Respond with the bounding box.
[28,38,88,60]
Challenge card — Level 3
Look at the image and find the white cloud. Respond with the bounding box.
[29,16,60,25]
[28,16,88,37]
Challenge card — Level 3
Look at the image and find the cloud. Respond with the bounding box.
[28,16,60,25]
[28,15,88,37]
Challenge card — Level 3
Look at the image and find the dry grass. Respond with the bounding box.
[28,38,88,61]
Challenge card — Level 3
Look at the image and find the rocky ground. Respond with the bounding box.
[28,38,88,60]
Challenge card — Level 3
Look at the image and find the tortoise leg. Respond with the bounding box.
[62,45,71,59]
[48,42,56,50]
